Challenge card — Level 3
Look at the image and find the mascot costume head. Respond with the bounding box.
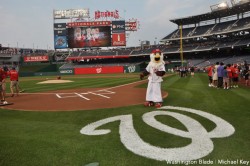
[149,49,165,66]
[140,49,166,108]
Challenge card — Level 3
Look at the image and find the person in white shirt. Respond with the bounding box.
[212,62,219,87]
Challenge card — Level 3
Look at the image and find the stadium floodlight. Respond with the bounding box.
[210,2,229,12]
[218,2,228,7]
[231,0,250,6]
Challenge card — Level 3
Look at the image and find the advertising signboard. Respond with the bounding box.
[112,20,126,46]
[112,21,125,33]
[23,55,49,62]
[67,21,111,27]
[54,23,67,36]
[59,69,74,75]
[95,10,119,20]
[112,33,126,46]
[54,23,68,49]
[54,36,68,49]
[54,9,89,19]
[75,66,124,74]
[125,21,138,31]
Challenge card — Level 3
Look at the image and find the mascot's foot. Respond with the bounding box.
[144,101,154,107]
[155,103,162,108]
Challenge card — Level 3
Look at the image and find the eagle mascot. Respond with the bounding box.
[140,49,166,108]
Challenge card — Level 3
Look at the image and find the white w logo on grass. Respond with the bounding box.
[80,106,235,161]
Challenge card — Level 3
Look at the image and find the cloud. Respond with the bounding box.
[135,1,194,43]
[0,0,224,48]
[134,0,219,44]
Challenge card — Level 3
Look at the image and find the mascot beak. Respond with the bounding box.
[154,53,161,62]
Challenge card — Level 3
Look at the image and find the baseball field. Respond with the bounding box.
[0,73,249,166]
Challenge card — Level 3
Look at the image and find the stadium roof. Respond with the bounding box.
[170,1,250,25]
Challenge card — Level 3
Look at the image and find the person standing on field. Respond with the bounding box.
[232,64,239,88]
[0,68,7,103]
[1,66,9,101]
[190,66,195,77]
[223,66,230,90]
[226,64,233,88]
[207,64,214,87]
[217,62,224,88]
[243,63,249,86]
[8,67,19,97]
[212,62,219,87]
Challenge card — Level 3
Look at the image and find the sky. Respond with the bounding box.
[0,0,225,50]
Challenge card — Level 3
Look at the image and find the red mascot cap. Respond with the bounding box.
[152,49,161,54]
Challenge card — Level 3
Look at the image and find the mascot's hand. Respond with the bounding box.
[155,71,166,76]
[140,70,149,80]
[140,73,144,80]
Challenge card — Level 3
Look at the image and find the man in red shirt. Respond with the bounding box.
[207,64,214,87]
[9,67,19,97]
[227,64,233,88]
[232,64,239,88]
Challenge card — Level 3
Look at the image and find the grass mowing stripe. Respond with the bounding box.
[0,73,249,166]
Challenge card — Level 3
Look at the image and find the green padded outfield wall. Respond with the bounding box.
[19,64,74,77]
[124,65,140,73]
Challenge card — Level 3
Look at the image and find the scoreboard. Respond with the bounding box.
[54,21,126,49]
[53,9,139,49]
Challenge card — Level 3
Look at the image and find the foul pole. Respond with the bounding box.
[179,25,184,67]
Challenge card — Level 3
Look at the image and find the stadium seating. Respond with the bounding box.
[158,1,250,70]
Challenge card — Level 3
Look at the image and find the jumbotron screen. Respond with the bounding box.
[68,26,112,48]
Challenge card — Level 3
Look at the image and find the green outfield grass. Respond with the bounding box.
[0,73,249,166]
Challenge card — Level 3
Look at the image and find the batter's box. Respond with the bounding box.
[55,90,116,100]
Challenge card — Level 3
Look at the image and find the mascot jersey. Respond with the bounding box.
[146,62,165,83]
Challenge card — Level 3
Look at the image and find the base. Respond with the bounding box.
[0,102,14,106]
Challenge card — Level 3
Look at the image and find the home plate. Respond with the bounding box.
[0,102,14,106]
